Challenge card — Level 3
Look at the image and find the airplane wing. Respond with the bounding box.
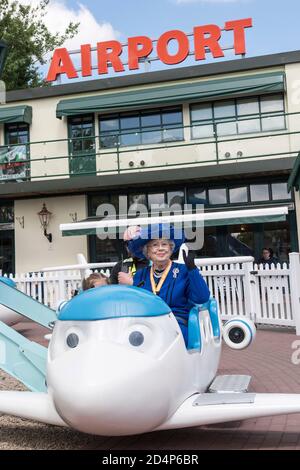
[0,320,47,392]
[155,392,300,431]
[0,391,67,427]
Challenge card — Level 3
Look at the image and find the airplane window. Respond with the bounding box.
[66,333,79,348]
[129,331,144,347]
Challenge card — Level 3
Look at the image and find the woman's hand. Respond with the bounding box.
[183,250,196,270]
[118,272,133,285]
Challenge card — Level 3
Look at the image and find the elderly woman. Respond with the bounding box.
[119,224,210,345]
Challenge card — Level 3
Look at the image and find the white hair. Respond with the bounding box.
[143,240,175,259]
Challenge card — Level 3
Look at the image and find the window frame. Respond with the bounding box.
[99,106,184,149]
[190,93,286,140]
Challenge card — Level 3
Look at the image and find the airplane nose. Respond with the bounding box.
[47,341,173,436]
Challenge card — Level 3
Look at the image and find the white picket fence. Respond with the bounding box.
[6,253,300,334]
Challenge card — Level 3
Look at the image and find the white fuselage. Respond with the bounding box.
[47,310,221,435]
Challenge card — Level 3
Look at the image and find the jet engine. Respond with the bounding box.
[222,317,256,350]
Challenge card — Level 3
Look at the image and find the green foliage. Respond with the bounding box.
[0,0,79,90]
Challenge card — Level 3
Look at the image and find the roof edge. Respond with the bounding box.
[6,49,300,103]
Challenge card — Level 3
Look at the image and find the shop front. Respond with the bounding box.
[86,177,296,264]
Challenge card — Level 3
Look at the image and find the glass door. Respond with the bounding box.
[68,115,95,176]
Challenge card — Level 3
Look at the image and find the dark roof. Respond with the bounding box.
[6,50,300,103]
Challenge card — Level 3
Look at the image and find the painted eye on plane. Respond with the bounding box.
[124,324,154,352]
[66,333,79,348]
[128,331,144,347]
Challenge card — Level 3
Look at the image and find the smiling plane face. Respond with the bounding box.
[46,286,190,436]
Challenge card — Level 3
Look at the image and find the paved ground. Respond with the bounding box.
[1,322,300,450]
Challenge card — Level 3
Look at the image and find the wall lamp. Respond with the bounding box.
[38,203,52,243]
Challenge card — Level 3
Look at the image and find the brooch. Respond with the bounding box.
[173,267,179,278]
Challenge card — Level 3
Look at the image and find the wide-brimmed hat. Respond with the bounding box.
[127,223,185,259]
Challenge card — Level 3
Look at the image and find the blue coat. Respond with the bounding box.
[133,262,210,319]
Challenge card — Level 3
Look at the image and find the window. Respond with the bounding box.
[0,203,14,223]
[229,187,248,203]
[187,187,208,205]
[190,94,285,139]
[250,184,270,202]
[208,188,227,205]
[215,100,237,136]
[261,95,285,131]
[167,190,185,208]
[148,193,165,208]
[128,194,147,216]
[69,115,94,154]
[68,115,95,176]
[99,107,183,148]
[271,182,290,200]
[88,179,294,263]
[3,123,30,181]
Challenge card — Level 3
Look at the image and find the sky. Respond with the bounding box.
[17,0,300,81]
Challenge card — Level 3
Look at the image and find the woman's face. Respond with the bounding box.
[146,239,173,264]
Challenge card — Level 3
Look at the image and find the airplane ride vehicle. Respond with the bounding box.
[0,213,300,436]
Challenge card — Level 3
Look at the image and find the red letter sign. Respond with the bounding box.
[157,30,189,65]
[46,19,253,81]
[194,24,224,60]
[225,18,252,55]
[97,40,125,74]
[46,48,78,82]
[128,36,153,70]
[81,44,92,77]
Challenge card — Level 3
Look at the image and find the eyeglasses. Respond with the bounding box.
[148,240,171,250]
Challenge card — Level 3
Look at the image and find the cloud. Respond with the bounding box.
[15,1,120,50]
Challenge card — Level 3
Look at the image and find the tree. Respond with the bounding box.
[0,0,79,90]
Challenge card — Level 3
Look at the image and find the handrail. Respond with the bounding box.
[0,109,299,181]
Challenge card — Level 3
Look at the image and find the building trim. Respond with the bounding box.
[6,50,300,103]
[0,157,295,199]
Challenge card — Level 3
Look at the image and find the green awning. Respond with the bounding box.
[0,105,32,124]
[60,207,288,237]
[288,151,300,192]
[56,71,285,118]
[204,213,287,227]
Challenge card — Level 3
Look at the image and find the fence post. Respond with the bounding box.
[289,252,300,335]
[58,271,66,302]
[243,260,258,320]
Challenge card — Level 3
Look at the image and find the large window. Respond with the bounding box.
[2,123,30,181]
[88,180,295,263]
[99,107,183,148]
[190,94,285,139]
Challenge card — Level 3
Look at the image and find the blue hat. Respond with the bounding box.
[127,223,185,259]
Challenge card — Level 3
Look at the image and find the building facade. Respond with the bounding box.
[1,50,300,273]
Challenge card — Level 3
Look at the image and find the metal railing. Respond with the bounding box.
[0,110,299,181]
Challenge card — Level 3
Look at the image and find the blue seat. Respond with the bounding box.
[187,298,220,351]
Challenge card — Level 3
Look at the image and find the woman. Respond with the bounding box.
[120,224,210,345]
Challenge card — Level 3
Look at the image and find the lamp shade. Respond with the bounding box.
[38,203,52,229]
